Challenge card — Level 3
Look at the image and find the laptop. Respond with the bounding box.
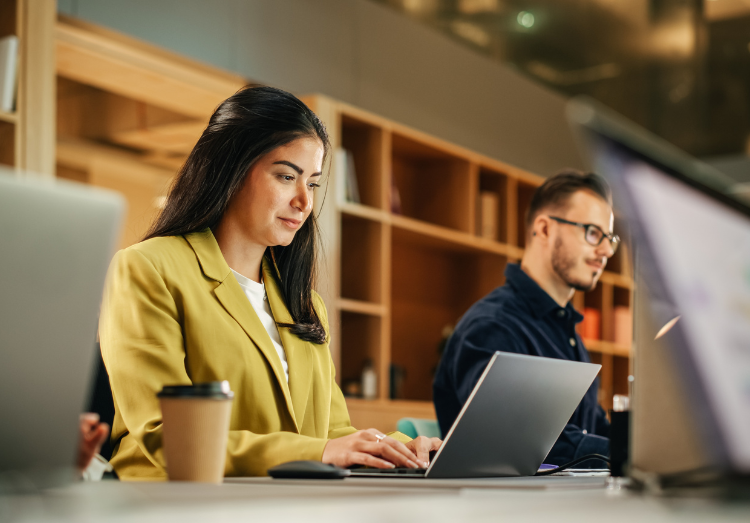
[350,351,601,478]
[567,97,750,478]
[0,169,124,488]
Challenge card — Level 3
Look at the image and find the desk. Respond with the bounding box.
[2,477,749,523]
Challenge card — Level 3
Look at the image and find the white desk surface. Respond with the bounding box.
[2,476,749,523]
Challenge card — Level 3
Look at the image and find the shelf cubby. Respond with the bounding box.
[391,132,473,233]
[0,121,14,167]
[606,241,623,274]
[339,311,383,399]
[477,167,509,244]
[340,113,386,210]
[613,285,632,347]
[391,229,507,401]
[613,355,630,398]
[340,213,384,304]
[583,283,604,343]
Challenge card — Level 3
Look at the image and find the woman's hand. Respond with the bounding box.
[404,436,442,467]
[322,429,426,469]
[77,413,110,472]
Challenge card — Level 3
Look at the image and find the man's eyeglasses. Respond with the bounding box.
[547,216,620,253]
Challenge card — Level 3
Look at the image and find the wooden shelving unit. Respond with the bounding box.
[304,96,634,431]
[0,0,56,176]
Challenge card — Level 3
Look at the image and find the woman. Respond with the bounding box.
[99,86,441,479]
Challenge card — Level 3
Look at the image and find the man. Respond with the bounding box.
[433,170,618,466]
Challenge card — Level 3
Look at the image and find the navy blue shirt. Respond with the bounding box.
[433,263,609,466]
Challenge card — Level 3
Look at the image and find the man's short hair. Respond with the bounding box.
[526,169,612,233]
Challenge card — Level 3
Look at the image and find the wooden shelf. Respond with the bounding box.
[392,214,522,258]
[585,339,631,358]
[337,298,386,317]
[0,111,17,124]
[339,202,388,223]
[56,15,246,119]
[341,201,527,259]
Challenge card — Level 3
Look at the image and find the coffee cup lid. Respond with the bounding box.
[157,381,234,399]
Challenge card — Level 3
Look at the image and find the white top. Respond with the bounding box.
[231,269,289,383]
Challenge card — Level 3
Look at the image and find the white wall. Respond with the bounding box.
[58,0,584,175]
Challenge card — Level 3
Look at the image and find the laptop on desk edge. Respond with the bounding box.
[349,351,601,479]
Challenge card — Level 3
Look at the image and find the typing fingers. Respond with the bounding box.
[410,436,433,467]
[365,440,420,469]
[350,452,395,469]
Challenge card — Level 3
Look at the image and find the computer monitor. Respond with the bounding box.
[568,98,750,476]
[0,169,124,488]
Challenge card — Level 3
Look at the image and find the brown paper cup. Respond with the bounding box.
[158,382,233,483]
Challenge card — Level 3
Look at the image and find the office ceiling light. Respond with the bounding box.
[651,19,696,58]
[517,11,535,28]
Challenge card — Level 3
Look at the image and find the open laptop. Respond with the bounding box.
[567,97,750,479]
[0,169,124,488]
[350,351,601,478]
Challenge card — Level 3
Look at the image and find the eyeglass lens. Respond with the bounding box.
[585,225,619,253]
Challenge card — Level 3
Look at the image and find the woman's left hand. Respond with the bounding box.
[404,436,442,467]
[77,413,110,472]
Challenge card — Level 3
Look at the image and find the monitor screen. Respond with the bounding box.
[590,137,750,473]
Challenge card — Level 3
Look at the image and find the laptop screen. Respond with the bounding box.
[585,131,750,473]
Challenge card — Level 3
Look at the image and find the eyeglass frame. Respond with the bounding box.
[546,216,620,253]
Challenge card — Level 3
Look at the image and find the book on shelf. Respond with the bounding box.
[0,35,19,113]
[333,148,360,204]
[613,306,632,346]
[477,191,499,240]
[390,176,402,215]
[581,307,601,341]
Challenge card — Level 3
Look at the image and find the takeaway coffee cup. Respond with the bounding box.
[158,381,234,483]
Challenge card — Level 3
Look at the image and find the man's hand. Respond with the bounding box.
[322,429,426,469]
[77,413,110,472]
[404,436,442,467]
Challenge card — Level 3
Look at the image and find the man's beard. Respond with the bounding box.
[551,237,597,292]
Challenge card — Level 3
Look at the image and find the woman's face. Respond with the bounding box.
[231,136,325,247]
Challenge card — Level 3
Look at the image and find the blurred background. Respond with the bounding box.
[56,0,750,186]
[2,0,745,430]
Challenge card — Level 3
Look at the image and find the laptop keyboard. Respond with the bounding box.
[349,467,427,476]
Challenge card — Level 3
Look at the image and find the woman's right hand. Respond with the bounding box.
[322,429,427,469]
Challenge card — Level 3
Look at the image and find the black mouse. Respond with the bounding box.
[267,460,351,479]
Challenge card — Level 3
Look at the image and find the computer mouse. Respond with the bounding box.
[267,460,351,479]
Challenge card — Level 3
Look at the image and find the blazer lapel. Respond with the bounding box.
[184,230,298,429]
[262,258,313,429]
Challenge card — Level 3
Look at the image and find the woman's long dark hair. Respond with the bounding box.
[144,85,330,344]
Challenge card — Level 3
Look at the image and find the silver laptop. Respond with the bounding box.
[0,169,124,488]
[351,351,601,478]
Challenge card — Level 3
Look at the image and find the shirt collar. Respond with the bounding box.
[505,263,583,323]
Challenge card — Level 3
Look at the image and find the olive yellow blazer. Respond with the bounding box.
[99,229,363,480]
